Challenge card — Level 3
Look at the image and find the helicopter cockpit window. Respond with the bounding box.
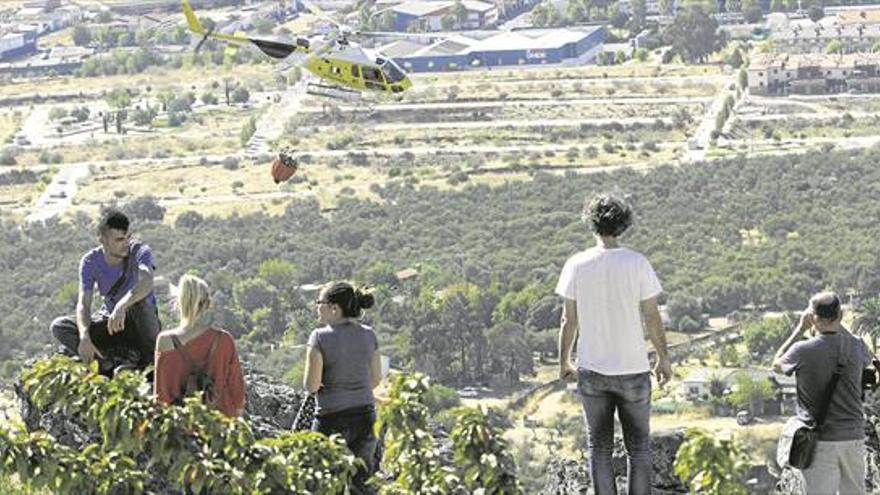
[362,66,384,82]
[382,60,406,83]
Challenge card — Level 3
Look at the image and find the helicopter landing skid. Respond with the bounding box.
[306,82,361,101]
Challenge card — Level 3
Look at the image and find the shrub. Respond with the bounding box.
[0,357,358,495]
[48,107,68,121]
[0,150,16,166]
[240,116,257,146]
[167,112,186,127]
[223,156,240,170]
[231,86,250,104]
[674,428,749,495]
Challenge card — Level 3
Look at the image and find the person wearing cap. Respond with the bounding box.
[556,193,672,495]
[773,292,872,495]
[304,282,382,495]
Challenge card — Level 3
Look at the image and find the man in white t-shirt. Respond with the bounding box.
[556,193,672,495]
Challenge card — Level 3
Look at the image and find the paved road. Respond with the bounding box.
[26,163,90,224]
[682,73,737,163]
[245,83,308,157]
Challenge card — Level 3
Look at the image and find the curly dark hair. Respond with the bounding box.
[582,193,633,237]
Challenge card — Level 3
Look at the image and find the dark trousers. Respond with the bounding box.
[314,405,378,495]
[51,299,161,370]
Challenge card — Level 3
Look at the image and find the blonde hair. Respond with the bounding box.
[177,274,211,328]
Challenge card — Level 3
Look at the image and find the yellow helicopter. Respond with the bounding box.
[181,0,413,98]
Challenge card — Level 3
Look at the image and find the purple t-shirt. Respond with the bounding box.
[79,242,156,313]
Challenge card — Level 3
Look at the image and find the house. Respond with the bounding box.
[387,0,498,31]
[748,52,880,95]
[681,367,736,399]
[772,17,880,54]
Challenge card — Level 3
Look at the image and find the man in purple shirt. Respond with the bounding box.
[50,209,160,375]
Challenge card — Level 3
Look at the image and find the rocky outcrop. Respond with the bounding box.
[544,410,880,494]
[542,430,687,495]
[15,366,311,442]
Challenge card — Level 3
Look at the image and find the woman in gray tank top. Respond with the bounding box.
[304,282,382,495]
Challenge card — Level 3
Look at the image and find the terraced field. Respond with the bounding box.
[1,61,725,221]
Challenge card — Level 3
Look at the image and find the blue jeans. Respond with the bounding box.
[577,369,652,495]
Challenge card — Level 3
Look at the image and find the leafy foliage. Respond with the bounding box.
[674,428,749,495]
[665,5,724,63]
[379,374,458,494]
[742,317,791,364]
[450,408,523,494]
[727,373,774,412]
[379,374,522,494]
[0,356,358,495]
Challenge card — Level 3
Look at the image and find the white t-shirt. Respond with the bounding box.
[555,246,662,375]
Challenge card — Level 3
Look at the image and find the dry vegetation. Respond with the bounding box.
[0,63,274,98]
[0,60,726,219]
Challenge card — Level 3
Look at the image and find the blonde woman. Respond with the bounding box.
[154,274,245,417]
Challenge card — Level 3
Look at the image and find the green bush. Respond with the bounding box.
[674,428,749,495]
[0,357,357,495]
[423,383,461,413]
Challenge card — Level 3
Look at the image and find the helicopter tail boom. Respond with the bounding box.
[181,0,205,34]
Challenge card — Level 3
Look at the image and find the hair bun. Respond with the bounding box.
[356,288,375,310]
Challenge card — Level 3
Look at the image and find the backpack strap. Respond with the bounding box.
[815,333,852,428]
[105,241,142,303]
[171,331,221,374]
[170,335,196,373]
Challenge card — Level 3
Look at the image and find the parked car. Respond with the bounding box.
[736,410,753,426]
[457,386,479,398]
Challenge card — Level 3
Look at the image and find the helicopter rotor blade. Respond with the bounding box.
[351,30,447,40]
